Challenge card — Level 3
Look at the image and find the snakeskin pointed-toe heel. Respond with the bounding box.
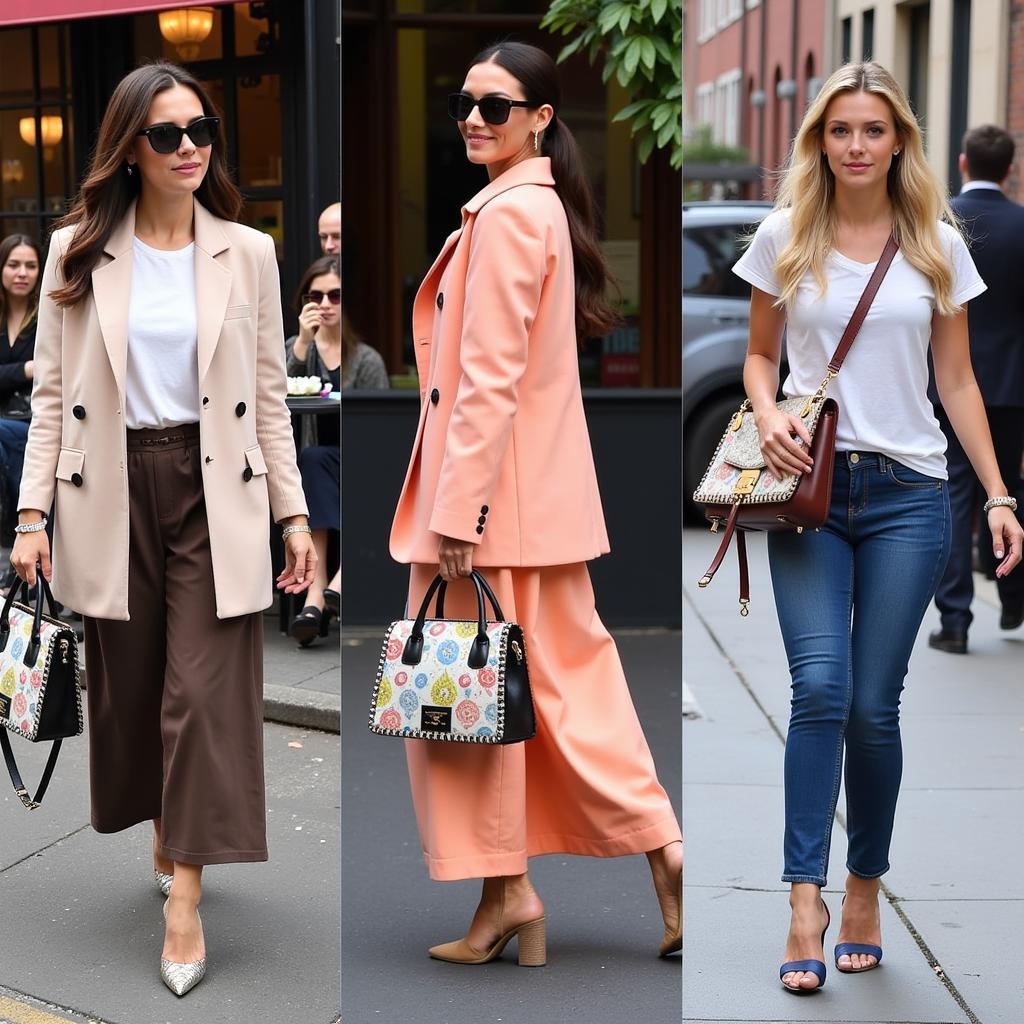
[160,901,207,996]
[155,871,173,897]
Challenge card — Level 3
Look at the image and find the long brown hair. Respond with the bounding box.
[470,42,619,340]
[0,233,41,337]
[51,61,242,308]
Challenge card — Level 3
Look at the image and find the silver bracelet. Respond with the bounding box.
[281,524,312,540]
[14,519,47,534]
[983,496,1018,514]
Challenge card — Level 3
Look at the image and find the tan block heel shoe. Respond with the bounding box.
[429,915,546,967]
[658,871,682,957]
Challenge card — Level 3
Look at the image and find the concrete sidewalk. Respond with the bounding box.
[682,528,1023,1024]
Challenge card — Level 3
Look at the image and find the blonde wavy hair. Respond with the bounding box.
[773,62,960,315]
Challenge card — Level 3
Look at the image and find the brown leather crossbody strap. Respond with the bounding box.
[827,234,899,374]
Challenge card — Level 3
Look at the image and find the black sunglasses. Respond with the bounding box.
[303,289,341,306]
[136,116,220,155]
[447,92,533,126]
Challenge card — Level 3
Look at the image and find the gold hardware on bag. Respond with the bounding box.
[710,519,720,534]
[734,469,760,496]
[729,411,744,432]
[797,526,804,534]
[511,640,523,664]
[698,575,712,588]
[739,599,749,617]
[59,638,69,665]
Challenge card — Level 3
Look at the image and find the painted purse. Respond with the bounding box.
[0,576,83,809]
[368,570,535,744]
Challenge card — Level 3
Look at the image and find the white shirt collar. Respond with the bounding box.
[960,180,1003,193]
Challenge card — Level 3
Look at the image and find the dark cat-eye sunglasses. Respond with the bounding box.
[136,116,220,155]
[447,92,533,126]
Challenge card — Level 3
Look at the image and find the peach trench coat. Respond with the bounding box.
[390,158,680,880]
[18,198,307,621]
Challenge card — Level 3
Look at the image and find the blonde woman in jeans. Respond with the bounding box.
[734,62,1022,993]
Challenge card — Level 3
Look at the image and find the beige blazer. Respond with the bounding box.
[18,199,308,620]
[389,157,610,567]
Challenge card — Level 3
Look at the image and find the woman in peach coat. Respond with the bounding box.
[390,41,682,965]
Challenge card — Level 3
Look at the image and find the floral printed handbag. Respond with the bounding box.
[368,569,535,744]
[693,235,899,613]
[0,574,83,809]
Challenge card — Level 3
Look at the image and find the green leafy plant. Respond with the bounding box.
[541,0,682,168]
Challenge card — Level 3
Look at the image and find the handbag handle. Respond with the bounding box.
[436,570,505,622]
[401,570,500,670]
[0,566,58,668]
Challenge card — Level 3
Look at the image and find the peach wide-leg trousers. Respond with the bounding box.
[404,562,681,881]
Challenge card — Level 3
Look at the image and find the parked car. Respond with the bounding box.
[683,201,776,517]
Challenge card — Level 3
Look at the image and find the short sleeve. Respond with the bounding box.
[941,221,987,307]
[731,210,788,296]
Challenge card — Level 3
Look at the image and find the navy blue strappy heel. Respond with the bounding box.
[780,899,830,993]
[834,941,883,972]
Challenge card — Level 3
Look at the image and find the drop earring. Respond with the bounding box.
[126,163,134,176]
[533,130,540,152]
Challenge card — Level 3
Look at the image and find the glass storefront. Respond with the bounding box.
[0,23,74,246]
[343,1,678,388]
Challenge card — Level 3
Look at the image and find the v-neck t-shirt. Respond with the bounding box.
[125,237,200,430]
[733,209,986,478]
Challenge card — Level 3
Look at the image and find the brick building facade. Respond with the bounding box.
[684,0,826,198]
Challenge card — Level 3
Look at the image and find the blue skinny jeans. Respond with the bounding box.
[767,451,951,886]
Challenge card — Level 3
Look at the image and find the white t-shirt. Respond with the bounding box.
[125,237,200,430]
[733,209,986,478]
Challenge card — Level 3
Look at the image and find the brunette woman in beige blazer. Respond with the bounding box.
[11,62,314,996]
[389,42,682,966]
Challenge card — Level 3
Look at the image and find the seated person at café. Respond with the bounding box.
[0,234,41,537]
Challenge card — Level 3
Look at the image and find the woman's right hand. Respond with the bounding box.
[754,406,814,482]
[296,302,324,347]
[11,529,52,586]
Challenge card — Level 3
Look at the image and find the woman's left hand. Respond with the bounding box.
[277,531,318,593]
[438,536,474,581]
[989,506,1023,577]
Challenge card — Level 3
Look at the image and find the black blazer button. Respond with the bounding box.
[235,402,246,417]
[202,396,210,406]
[72,405,86,420]
[475,525,484,534]
[478,515,486,525]
[430,388,440,405]
[242,466,253,482]
[205,456,213,464]
[71,473,83,487]
[481,505,489,514]
[436,292,444,310]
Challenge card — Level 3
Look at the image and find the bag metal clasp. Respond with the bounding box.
[734,469,760,496]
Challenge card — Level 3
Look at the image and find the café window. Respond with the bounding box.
[0,24,74,246]
[343,1,673,388]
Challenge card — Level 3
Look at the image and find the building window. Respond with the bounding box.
[841,16,852,64]
[949,0,971,185]
[908,3,931,123]
[700,0,717,41]
[862,8,875,61]
[0,23,74,246]
[715,70,742,146]
[696,83,715,134]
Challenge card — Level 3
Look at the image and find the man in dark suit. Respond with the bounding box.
[930,125,1024,654]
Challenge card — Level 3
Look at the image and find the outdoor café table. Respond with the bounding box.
[273,394,340,631]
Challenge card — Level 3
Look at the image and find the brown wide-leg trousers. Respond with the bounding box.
[84,424,267,866]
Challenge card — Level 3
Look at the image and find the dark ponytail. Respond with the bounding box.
[470,42,620,340]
